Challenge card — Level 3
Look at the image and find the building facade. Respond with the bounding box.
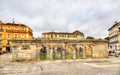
[42,30,84,40]
[11,39,108,61]
[108,22,120,51]
[0,21,33,52]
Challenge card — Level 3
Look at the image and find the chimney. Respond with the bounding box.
[114,21,118,24]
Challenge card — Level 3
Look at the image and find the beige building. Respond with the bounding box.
[108,22,120,51]
[42,30,84,40]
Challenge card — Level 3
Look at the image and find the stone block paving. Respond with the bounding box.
[0,54,120,75]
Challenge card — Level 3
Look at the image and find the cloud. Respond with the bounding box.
[0,0,120,38]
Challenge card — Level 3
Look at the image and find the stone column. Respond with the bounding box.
[83,47,86,59]
[73,49,76,59]
[62,50,66,60]
[36,47,40,61]
[50,47,54,60]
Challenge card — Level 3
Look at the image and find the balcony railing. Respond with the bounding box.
[6,29,27,33]
[27,31,33,35]
[6,29,33,36]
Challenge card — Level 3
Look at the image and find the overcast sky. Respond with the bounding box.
[0,0,120,38]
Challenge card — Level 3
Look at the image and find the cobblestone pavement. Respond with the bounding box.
[0,54,120,75]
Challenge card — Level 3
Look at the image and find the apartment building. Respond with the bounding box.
[108,22,120,51]
[0,20,33,52]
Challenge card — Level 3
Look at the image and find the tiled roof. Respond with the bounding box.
[108,22,120,31]
[42,30,84,35]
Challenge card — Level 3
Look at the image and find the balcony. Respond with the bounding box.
[6,29,27,33]
[109,34,118,39]
[27,31,33,36]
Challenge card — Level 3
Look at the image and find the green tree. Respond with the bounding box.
[104,37,109,41]
[86,36,94,39]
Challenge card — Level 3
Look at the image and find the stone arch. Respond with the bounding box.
[53,46,62,60]
[56,47,62,53]
[76,44,86,59]
[79,47,84,52]
[39,45,47,53]
[39,45,49,60]
[65,45,74,59]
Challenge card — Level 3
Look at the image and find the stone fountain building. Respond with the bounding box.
[11,39,108,61]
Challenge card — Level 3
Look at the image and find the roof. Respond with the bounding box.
[0,21,33,31]
[2,23,26,27]
[108,22,120,31]
[42,30,84,36]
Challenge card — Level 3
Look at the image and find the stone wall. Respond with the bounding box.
[11,39,108,61]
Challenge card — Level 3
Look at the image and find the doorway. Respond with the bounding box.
[6,47,11,53]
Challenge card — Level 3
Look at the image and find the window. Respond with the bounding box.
[7,34,10,39]
[0,26,3,30]
[21,34,24,38]
[0,34,2,38]
[0,40,2,45]
[55,35,57,37]
[59,34,65,37]
[14,34,18,39]
[21,27,24,32]
[14,27,18,32]
[7,26,11,31]
[26,34,28,38]
[68,35,71,38]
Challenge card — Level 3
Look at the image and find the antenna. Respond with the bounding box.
[12,19,15,24]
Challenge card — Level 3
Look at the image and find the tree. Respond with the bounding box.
[104,37,109,41]
[86,36,94,39]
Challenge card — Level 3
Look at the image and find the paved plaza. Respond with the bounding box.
[0,54,120,75]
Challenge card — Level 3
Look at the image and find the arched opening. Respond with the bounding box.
[54,47,62,60]
[40,47,46,53]
[6,41,11,53]
[77,47,84,59]
[6,47,11,53]
[39,46,49,60]
[65,46,73,59]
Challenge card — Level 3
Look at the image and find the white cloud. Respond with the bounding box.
[0,0,120,38]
